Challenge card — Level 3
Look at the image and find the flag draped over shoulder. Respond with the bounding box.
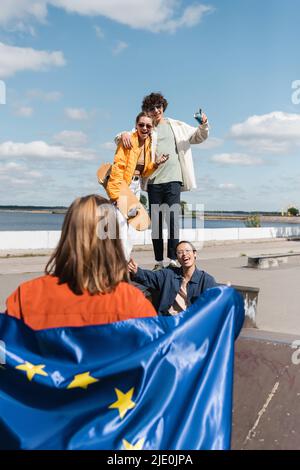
[0,286,244,450]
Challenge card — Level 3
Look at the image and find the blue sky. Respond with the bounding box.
[0,0,300,211]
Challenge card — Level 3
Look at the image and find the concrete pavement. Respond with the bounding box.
[232,336,300,450]
[1,239,300,334]
[1,240,300,449]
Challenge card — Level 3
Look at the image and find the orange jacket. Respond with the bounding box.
[5,275,156,330]
[106,131,155,201]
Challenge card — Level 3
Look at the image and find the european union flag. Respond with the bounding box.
[0,286,244,450]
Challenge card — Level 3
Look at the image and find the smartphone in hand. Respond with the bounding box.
[194,108,203,125]
[156,154,169,166]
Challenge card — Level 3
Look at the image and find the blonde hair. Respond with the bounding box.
[45,194,128,294]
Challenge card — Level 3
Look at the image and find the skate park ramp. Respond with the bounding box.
[232,332,300,450]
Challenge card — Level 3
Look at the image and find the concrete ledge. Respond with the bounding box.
[0,237,299,258]
[248,252,300,269]
[232,284,259,328]
[0,231,61,250]
[240,328,300,345]
[1,226,300,250]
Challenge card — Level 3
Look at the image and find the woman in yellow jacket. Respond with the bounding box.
[106,112,167,260]
[107,112,167,202]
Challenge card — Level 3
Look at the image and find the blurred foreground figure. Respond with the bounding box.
[5,194,156,329]
[0,284,244,450]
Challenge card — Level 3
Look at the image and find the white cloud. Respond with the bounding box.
[101,142,116,150]
[229,111,300,154]
[112,40,128,55]
[0,161,42,185]
[5,21,37,36]
[0,161,24,171]
[194,174,243,195]
[179,4,213,27]
[211,153,263,166]
[65,107,89,120]
[157,4,214,33]
[94,25,104,38]
[53,130,88,147]
[218,183,239,191]
[0,162,21,175]
[0,141,96,161]
[14,106,34,117]
[54,0,214,33]
[195,137,224,150]
[27,89,62,101]
[0,1,214,34]
[0,1,48,26]
[26,170,42,178]
[0,42,65,77]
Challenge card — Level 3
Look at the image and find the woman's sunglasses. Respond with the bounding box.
[137,123,152,130]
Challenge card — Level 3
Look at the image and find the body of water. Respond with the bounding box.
[0,212,65,231]
[0,211,299,231]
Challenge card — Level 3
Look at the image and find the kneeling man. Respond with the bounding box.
[128,241,217,315]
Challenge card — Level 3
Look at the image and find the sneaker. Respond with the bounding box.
[153,263,164,271]
[167,260,179,269]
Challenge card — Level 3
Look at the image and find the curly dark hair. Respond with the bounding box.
[141,92,168,112]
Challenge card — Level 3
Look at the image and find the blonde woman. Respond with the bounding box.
[5,195,156,329]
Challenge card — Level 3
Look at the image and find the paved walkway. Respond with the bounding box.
[1,240,300,449]
[1,239,300,335]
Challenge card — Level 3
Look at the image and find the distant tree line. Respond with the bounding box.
[0,205,67,210]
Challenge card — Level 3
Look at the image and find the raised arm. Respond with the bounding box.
[189,120,209,144]
[134,267,167,290]
[114,129,136,149]
[168,116,209,146]
[182,112,209,144]
[129,259,166,290]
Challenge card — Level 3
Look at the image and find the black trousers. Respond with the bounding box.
[147,181,181,261]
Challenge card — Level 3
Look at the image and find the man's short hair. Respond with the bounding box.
[176,241,197,252]
[142,92,168,112]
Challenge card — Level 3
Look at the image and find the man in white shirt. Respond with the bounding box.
[117,92,209,270]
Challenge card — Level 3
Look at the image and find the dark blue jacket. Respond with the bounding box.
[132,266,217,315]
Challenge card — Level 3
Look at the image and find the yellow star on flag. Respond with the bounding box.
[123,437,145,450]
[109,387,136,419]
[15,361,48,381]
[67,372,99,390]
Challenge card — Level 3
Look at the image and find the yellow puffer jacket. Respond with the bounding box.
[106,131,156,201]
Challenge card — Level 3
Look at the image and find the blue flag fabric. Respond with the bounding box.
[0,286,244,450]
